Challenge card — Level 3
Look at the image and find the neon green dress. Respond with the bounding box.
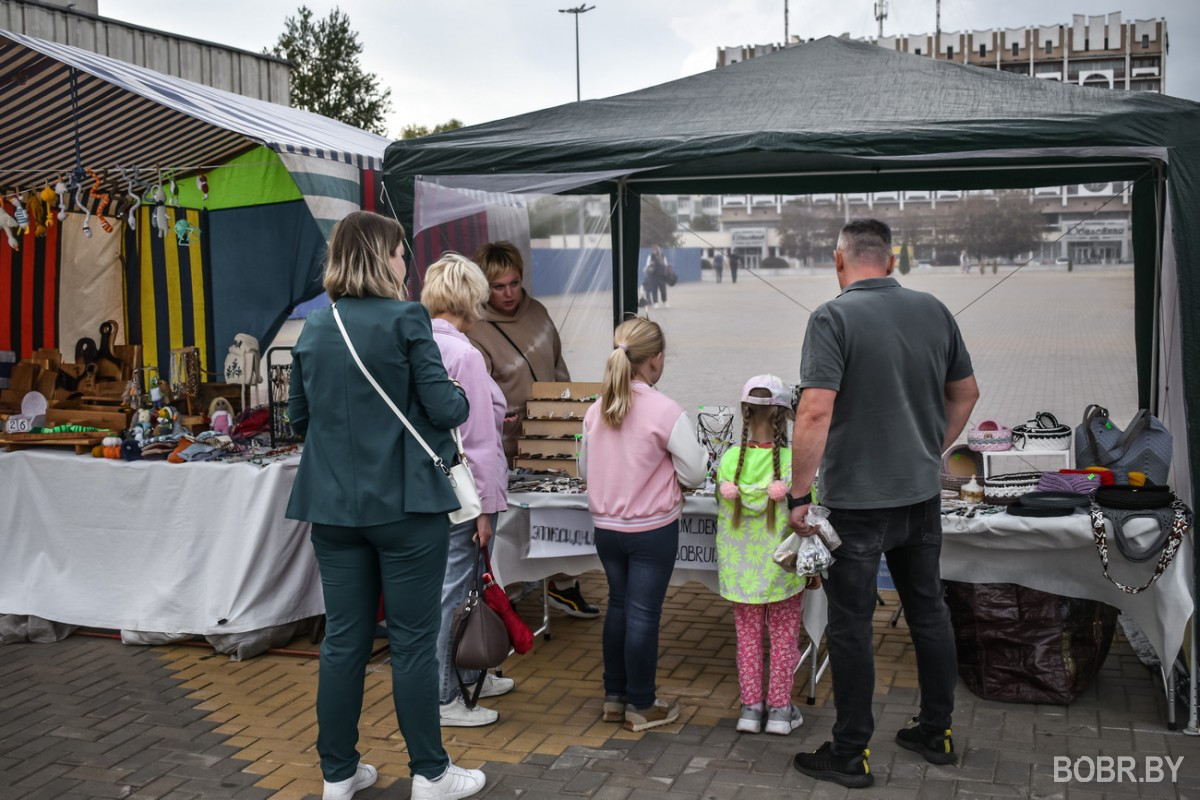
[716,445,808,604]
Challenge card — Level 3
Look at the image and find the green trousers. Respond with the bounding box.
[311,515,450,782]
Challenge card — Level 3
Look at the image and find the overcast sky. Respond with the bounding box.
[101,0,1196,137]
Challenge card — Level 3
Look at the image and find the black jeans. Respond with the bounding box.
[594,521,679,708]
[823,496,956,756]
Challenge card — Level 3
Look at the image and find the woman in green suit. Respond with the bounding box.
[287,211,485,800]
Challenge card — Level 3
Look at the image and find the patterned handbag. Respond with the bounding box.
[1076,405,1172,486]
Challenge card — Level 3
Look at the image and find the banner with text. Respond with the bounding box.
[528,507,716,570]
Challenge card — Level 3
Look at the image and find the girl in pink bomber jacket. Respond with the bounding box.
[578,316,707,734]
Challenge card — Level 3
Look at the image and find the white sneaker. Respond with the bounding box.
[439,696,498,727]
[661,301,670,308]
[323,762,376,800]
[411,763,486,800]
[764,703,804,735]
[653,301,661,308]
[479,673,514,698]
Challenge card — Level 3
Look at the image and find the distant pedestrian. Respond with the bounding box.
[713,250,725,283]
[730,252,740,283]
[643,245,671,308]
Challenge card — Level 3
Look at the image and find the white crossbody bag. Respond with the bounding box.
[332,303,482,525]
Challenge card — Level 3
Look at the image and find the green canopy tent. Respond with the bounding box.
[385,34,1200,513]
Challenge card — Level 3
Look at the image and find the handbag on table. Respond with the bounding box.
[1088,484,1191,595]
[1011,412,1072,452]
[452,544,512,707]
[331,303,482,524]
[1076,405,1173,486]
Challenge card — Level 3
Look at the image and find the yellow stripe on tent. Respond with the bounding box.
[139,215,157,377]
[163,208,184,351]
[186,209,207,376]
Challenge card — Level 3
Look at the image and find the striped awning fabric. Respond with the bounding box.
[0,30,389,194]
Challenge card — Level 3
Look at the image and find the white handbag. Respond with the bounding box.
[331,303,482,525]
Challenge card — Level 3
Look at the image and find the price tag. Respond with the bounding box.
[5,416,33,434]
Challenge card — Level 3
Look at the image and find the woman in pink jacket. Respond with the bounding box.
[421,253,513,729]
[579,317,707,732]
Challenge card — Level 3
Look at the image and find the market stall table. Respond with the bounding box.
[0,449,321,648]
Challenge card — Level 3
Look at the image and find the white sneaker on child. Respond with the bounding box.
[764,703,804,735]
[411,763,486,799]
[323,762,376,800]
[736,702,764,734]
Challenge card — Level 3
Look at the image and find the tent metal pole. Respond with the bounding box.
[1149,167,1165,414]
[624,160,1154,184]
[613,180,625,328]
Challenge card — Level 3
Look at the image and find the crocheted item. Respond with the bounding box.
[767,480,788,502]
[720,481,740,500]
[967,420,1013,452]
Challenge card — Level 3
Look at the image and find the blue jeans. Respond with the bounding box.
[594,521,679,708]
[436,515,496,704]
[823,496,956,756]
[310,516,450,782]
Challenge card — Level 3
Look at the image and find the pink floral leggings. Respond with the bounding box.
[732,593,804,708]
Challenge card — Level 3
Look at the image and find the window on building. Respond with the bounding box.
[979,44,987,57]
[1142,34,1150,49]
[1045,40,1053,54]
[947,45,954,59]
[914,47,921,55]
[1012,42,1019,56]
[1084,38,1090,50]
[1104,37,1109,49]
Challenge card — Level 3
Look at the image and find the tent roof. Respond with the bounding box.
[0,30,389,192]
[386,36,1200,190]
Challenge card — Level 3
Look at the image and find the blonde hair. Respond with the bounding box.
[730,390,789,530]
[421,252,489,324]
[473,241,524,284]
[600,317,664,428]
[323,211,407,301]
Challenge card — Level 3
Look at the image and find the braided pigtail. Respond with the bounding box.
[730,411,751,529]
[767,408,787,529]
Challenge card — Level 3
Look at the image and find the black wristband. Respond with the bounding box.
[787,492,812,510]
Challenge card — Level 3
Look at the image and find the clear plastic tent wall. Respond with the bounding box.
[412,172,634,381]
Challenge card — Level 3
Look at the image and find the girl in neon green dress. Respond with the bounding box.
[716,375,808,736]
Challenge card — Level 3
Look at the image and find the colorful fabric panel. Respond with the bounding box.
[0,224,60,358]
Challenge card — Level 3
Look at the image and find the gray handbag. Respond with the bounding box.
[1075,405,1172,486]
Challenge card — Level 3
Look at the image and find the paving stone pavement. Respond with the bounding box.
[2,577,1196,800]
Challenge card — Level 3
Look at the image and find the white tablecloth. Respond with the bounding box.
[0,449,321,635]
[495,491,829,647]
[940,510,1194,672]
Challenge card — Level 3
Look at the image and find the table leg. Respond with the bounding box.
[1187,595,1199,735]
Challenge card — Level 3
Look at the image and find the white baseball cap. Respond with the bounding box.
[741,374,791,408]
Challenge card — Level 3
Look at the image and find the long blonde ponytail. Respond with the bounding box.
[600,317,664,428]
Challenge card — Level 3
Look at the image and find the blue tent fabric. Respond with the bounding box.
[206,201,325,358]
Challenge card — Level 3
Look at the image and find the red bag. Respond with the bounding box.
[481,548,533,654]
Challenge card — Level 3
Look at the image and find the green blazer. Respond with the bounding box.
[285,296,469,526]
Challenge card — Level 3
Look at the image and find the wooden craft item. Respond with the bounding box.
[529,381,603,400]
[34,368,58,401]
[74,338,98,366]
[46,407,130,431]
[522,419,585,438]
[4,391,48,433]
[526,399,592,419]
[32,348,61,369]
[0,430,107,454]
[95,320,123,382]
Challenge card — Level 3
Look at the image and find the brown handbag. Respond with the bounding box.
[452,546,511,706]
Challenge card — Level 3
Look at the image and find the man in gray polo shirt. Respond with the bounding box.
[789,219,979,789]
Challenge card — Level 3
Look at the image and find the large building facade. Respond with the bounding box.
[696,13,1168,267]
[0,0,290,104]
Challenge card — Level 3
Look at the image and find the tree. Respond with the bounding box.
[898,241,911,274]
[947,191,1043,263]
[269,7,391,134]
[639,195,680,248]
[400,119,464,139]
[689,213,719,232]
[778,200,841,264]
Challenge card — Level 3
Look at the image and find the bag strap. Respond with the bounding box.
[1089,498,1189,594]
[1035,411,1061,430]
[331,302,450,478]
[488,321,539,383]
[1111,410,1153,458]
[1082,404,1109,466]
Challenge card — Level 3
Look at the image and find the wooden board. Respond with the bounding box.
[46,408,128,431]
[521,418,584,439]
[513,457,578,477]
[529,381,602,400]
[518,437,580,458]
[525,399,593,419]
[0,431,106,454]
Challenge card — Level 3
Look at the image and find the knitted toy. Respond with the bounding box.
[29,189,47,236]
[0,203,18,249]
[123,169,142,230]
[173,217,199,246]
[208,396,234,435]
[40,185,57,230]
[87,169,112,234]
[54,179,69,221]
[74,183,92,238]
[102,436,122,459]
[11,193,30,235]
[196,174,209,200]
[152,184,168,238]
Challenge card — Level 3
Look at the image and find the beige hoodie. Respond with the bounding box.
[467,292,570,460]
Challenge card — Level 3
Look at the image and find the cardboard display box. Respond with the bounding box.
[513,457,578,477]
[529,381,602,400]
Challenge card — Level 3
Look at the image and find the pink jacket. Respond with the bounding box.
[431,319,508,515]
[579,382,707,532]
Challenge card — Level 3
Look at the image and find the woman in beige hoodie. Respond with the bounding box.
[468,241,598,619]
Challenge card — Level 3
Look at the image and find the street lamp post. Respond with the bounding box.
[559,4,596,102]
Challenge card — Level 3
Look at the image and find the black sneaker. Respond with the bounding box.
[793,742,873,789]
[547,581,600,618]
[895,716,957,765]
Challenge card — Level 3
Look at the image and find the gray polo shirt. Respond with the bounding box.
[799,277,973,509]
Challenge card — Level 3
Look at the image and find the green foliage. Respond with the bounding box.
[690,213,720,232]
[760,255,789,269]
[778,201,841,263]
[947,191,1044,263]
[898,241,911,274]
[400,119,465,139]
[269,6,391,134]
[640,195,681,248]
